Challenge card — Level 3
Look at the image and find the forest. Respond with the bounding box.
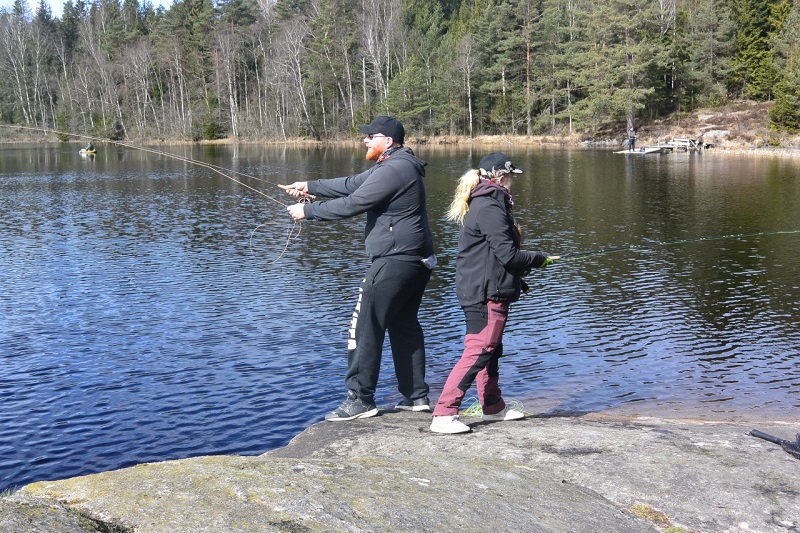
[1,0,799,142]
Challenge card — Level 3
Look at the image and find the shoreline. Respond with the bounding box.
[0,136,800,159]
[3,99,799,153]
[0,125,800,157]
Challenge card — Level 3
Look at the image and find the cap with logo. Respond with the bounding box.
[357,116,405,145]
[478,152,523,176]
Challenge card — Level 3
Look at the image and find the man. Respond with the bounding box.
[285,116,435,421]
[628,126,636,151]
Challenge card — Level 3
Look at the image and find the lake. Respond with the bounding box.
[1,142,798,491]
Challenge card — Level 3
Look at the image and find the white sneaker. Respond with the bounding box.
[481,405,525,422]
[430,415,471,434]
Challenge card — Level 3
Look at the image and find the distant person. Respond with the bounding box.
[628,127,636,151]
[85,142,95,152]
[430,152,558,434]
[285,116,435,421]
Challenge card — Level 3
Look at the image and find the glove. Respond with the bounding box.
[541,256,559,267]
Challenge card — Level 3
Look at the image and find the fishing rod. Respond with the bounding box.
[560,230,800,261]
[1,123,315,207]
[749,429,800,460]
[1,123,311,263]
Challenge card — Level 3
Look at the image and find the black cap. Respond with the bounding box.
[478,152,523,175]
[358,116,405,145]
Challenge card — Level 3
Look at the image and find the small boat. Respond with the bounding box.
[79,148,97,155]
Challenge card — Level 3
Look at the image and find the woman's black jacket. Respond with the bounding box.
[455,181,547,306]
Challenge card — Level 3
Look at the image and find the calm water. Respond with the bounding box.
[1,143,799,491]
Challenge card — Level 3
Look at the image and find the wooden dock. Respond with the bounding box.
[615,146,665,154]
[615,137,711,155]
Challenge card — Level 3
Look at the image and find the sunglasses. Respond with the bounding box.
[366,133,387,140]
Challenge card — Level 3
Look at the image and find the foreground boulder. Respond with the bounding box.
[4,412,799,532]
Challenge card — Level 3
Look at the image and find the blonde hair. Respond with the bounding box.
[446,169,482,224]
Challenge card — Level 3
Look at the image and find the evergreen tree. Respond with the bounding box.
[674,0,735,109]
[475,0,527,134]
[217,0,259,26]
[11,0,32,20]
[769,0,800,132]
[162,0,216,137]
[34,0,53,26]
[525,0,566,134]
[386,55,430,132]
[57,0,87,65]
[120,0,152,38]
[402,0,450,133]
[91,0,126,57]
[564,0,659,133]
[729,0,780,99]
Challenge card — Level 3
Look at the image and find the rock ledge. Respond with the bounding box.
[4,412,799,532]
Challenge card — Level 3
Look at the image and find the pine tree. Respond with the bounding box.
[729,0,780,100]
[474,0,527,134]
[769,0,800,132]
[674,0,735,109]
[563,0,660,133]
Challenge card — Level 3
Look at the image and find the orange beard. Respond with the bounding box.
[365,145,383,161]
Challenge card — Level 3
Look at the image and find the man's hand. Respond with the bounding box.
[282,182,309,197]
[542,255,560,267]
[287,203,307,220]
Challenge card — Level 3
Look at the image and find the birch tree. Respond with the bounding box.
[359,0,401,107]
[276,17,318,139]
[454,33,478,136]
[0,1,36,124]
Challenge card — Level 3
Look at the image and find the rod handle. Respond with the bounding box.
[749,429,786,445]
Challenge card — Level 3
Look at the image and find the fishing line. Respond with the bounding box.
[1,123,297,206]
[1,123,310,263]
[561,230,800,261]
[249,220,303,265]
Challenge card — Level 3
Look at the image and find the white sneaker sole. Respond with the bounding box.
[325,407,379,422]
[430,427,471,434]
[396,405,431,412]
[481,409,525,422]
[430,417,471,434]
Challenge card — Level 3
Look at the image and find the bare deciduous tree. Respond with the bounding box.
[454,33,478,137]
[276,17,318,140]
[359,0,401,108]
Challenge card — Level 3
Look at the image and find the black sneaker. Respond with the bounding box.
[325,391,379,422]
[395,396,431,412]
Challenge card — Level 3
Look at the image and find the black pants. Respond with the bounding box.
[345,257,431,404]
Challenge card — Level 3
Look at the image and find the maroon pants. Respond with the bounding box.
[433,300,509,417]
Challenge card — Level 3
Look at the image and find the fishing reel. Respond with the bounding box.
[277,184,314,204]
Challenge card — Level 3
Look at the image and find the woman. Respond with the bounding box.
[430,152,558,434]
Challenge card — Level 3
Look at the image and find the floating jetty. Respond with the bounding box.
[615,146,665,154]
[615,137,711,155]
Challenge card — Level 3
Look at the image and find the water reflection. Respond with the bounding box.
[1,143,798,491]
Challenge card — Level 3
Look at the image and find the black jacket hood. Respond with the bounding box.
[470,179,513,210]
